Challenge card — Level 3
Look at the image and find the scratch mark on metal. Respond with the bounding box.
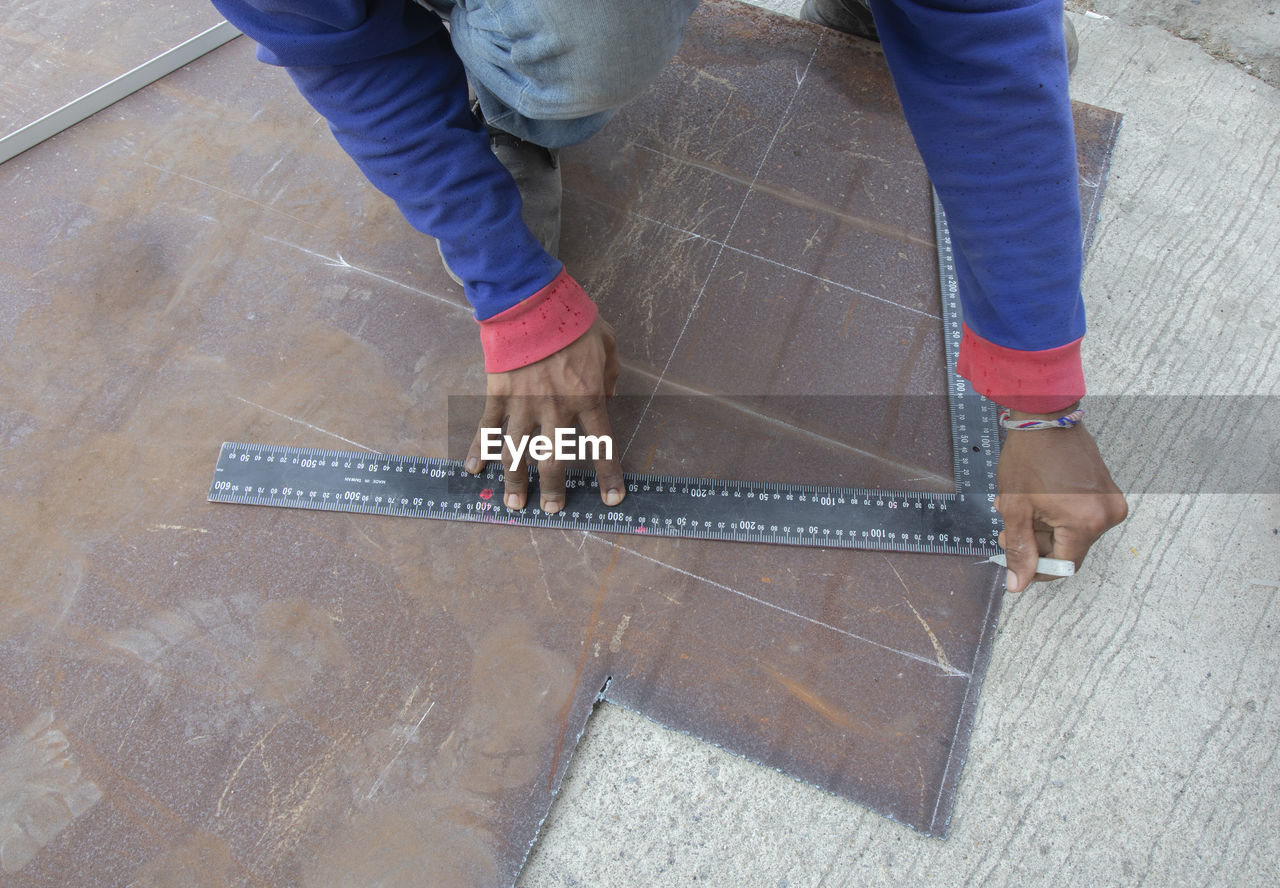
[350,522,384,552]
[622,33,828,459]
[216,715,287,817]
[585,534,967,677]
[730,246,938,320]
[529,529,554,603]
[609,614,631,653]
[262,236,462,310]
[139,161,315,229]
[615,360,953,487]
[366,700,435,801]
[146,524,209,534]
[802,223,822,254]
[761,664,915,742]
[883,555,953,673]
[625,143,936,251]
[565,188,939,321]
[233,396,379,453]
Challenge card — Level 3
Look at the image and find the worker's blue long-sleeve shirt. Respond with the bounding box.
[212,0,1087,411]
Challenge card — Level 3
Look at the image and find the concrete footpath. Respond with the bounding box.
[518,7,1280,887]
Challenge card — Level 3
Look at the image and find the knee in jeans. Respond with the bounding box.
[454,0,698,123]
[515,66,654,121]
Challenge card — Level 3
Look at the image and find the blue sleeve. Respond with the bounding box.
[871,0,1085,356]
[210,0,561,320]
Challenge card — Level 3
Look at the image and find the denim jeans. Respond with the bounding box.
[424,0,701,147]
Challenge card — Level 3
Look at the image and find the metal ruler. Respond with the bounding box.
[209,195,1002,557]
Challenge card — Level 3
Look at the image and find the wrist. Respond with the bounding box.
[477,268,598,373]
[1006,401,1082,422]
[956,325,1085,414]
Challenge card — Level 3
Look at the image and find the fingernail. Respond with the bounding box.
[543,500,561,514]
[1006,571,1020,591]
[506,494,521,509]
[605,489,622,506]
[465,458,479,473]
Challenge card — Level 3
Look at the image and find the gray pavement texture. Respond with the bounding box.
[1069,1,1280,89]
[517,7,1280,888]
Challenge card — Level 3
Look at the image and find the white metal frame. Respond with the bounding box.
[0,21,241,165]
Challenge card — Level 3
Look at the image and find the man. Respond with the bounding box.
[210,0,1126,591]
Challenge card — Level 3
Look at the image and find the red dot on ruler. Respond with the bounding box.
[479,488,493,501]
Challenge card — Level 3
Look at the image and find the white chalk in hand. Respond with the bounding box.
[982,553,1076,577]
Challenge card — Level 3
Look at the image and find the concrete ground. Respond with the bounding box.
[517,6,1280,888]
[1069,0,1280,89]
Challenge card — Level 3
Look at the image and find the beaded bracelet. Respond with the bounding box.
[998,407,1084,431]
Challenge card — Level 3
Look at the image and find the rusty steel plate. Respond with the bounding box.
[0,2,1120,884]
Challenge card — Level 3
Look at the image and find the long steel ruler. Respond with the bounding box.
[209,195,1003,557]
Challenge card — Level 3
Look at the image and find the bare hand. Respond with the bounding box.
[994,410,1128,593]
[464,317,625,514]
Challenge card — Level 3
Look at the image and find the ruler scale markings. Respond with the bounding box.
[210,195,1002,557]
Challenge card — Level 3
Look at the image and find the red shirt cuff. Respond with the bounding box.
[956,324,1085,413]
[477,268,598,373]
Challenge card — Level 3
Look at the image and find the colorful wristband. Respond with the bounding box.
[998,408,1084,431]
